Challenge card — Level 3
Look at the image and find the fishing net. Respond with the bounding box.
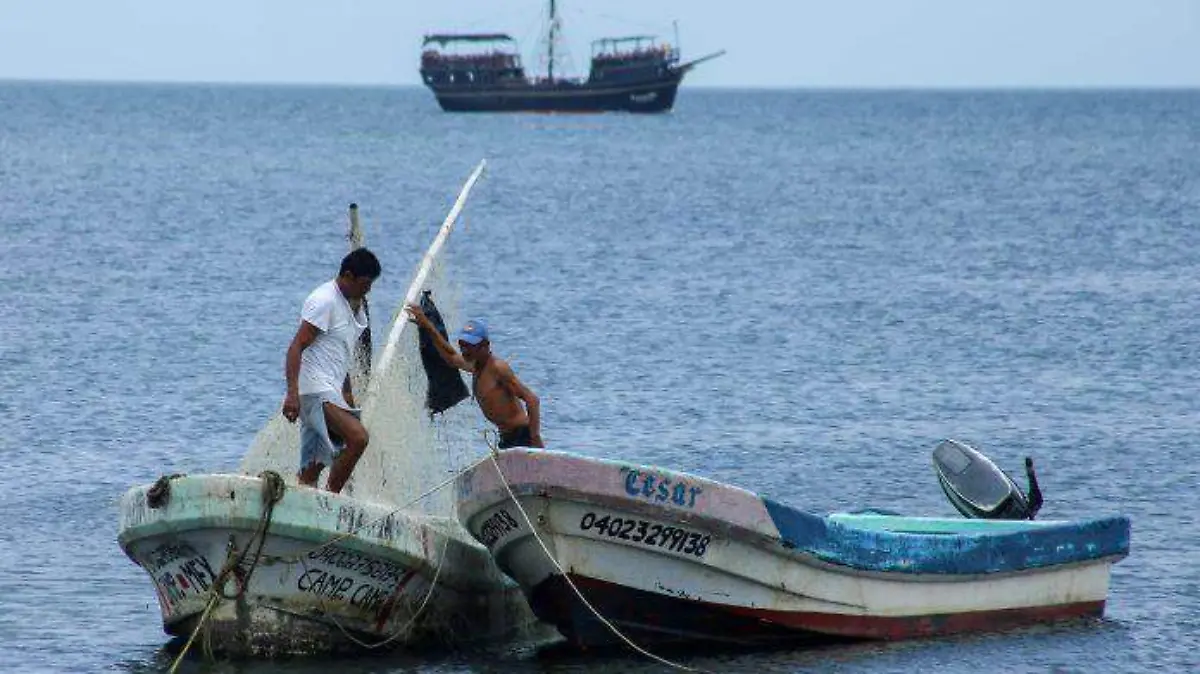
[239,194,484,516]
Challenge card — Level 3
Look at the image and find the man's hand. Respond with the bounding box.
[405,303,427,327]
[530,432,545,449]
[282,391,300,422]
[408,303,469,371]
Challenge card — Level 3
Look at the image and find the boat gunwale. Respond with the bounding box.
[118,473,506,591]
[456,450,1131,578]
[467,484,1128,584]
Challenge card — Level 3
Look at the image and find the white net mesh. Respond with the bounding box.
[343,260,480,514]
[239,179,486,517]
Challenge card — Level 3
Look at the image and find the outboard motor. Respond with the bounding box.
[932,439,1043,520]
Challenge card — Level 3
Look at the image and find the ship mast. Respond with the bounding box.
[547,0,557,80]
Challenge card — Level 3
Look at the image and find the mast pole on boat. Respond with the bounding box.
[347,203,372,392]
[364,159,487,404]
[547,0,556,81]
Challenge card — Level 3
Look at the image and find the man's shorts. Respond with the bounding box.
[499,425,534,449]
[299,391,360,471]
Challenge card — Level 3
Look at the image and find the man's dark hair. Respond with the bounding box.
[340,248,382,279]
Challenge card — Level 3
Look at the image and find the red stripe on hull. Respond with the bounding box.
[529,573,1106,648]
[723,599,1106,640]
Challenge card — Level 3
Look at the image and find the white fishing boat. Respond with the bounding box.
[117,161,543,656]
[118,472,528,655]
[455,448,1131,649]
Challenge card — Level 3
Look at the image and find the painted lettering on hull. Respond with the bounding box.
[578,511,712,558]
[305,546,406,586]
[620,467,703,508]
[139,542,218,613]
[476,509,521,548]
[296,547,419,626]
[336,505,401,541]
[295,567,414,613]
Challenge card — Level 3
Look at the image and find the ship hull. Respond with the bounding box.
[425,74,683,113]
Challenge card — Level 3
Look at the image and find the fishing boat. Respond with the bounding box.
[117,161,545,656]
[419,1,725,113]
[118,474,530,655]
[454,447,1131,649]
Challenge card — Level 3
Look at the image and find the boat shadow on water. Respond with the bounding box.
[144,636,534,673]
[110,615,1130,673]
[531,613,1126,670]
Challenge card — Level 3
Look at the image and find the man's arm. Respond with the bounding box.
[406,304,470,371]
[496,362,543,447]
[283,320,320,421]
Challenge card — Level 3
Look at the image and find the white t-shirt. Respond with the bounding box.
[298,280,369,396]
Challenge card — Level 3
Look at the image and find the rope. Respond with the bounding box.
[312,531,454,650]
[485,450,707,673]
[167,451,477,664]
[232,471,286,595]
[166,471,286,671]
[146,473,184,509]
[167,540,240,674]
[169,592,220,673]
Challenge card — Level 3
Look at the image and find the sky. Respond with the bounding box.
[0,0,1197,88]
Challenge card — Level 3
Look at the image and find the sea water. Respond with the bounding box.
[2,83,1198,672]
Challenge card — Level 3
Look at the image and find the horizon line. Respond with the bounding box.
[2,77,1199,92]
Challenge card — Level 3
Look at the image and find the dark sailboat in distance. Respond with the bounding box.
[419,1,725,113]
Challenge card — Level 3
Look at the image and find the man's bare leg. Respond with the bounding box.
[323,402,369,494]
[297,461,324,487]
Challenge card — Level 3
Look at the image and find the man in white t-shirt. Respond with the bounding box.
[282,248,381,493]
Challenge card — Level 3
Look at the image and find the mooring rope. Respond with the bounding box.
[166,471,285,672]
[167,540,240,674]
[169,589,220,673]
[313,530,454,650]
[484,449,707,673]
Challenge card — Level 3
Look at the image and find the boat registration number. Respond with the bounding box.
[578,512,711,558]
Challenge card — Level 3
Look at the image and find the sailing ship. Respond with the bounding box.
[419,1,725,113]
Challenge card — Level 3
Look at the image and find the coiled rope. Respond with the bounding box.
[146,473,184,509]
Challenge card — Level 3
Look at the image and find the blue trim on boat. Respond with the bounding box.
[762,499,1130,575]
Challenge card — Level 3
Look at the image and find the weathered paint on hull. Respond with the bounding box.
[529,573,1106,648]
[118,474,543,656]
[455,450,1130,650]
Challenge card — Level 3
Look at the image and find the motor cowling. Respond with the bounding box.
[932,439,1042,520]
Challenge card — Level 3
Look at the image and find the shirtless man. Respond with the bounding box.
[406,306,543,449]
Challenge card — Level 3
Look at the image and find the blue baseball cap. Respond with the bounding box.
[456,318,489,345]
